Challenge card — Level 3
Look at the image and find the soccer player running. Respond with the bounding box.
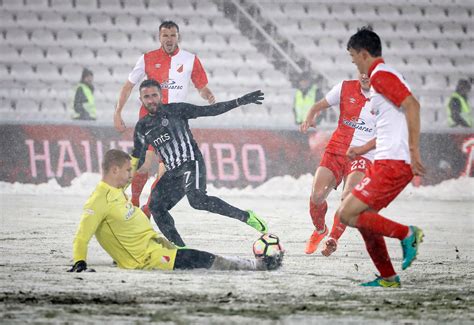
[300,73,375,256]
[131,79,268,248]
[114,21,215,213]
[69,149,282,273]
[337,26,425,288]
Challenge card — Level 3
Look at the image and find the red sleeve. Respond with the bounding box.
[191,56,208,90]
[370,71,412,107]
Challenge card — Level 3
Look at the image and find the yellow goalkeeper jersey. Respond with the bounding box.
[72,181,177,270]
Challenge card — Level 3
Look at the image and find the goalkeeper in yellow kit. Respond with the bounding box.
[69,149,283,272]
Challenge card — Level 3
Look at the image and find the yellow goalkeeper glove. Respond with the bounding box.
[130,155,139,174]
[122,155,139,191]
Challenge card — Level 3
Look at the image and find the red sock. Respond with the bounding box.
[359,228,396,278]
[355,211,409,240]
[309,199,327,231]
[329,214,346,240]
[131,172,149,207]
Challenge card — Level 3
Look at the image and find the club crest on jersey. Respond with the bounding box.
[176,64,183,73]
[160,79,183,90]
[161,118,169,127]
[124,202,135,220]
[343,117,373,133]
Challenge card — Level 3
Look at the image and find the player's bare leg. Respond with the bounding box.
[322,171,365,256]
[305,167,336,254]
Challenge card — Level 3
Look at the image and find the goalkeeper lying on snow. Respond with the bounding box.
[69,149,283,272]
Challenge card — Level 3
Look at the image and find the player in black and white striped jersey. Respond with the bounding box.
[131,79,268,247]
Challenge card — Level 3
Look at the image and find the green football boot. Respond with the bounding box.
[401,226,424,270]
[246,210,268,233]
[360,275,401,288]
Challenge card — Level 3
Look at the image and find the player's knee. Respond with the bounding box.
[186,190,207,210]
[311,190,327,204]
[338,204,354,226]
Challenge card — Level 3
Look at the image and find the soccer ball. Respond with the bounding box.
[253,233,283,259]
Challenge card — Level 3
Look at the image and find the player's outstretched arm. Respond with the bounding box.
[180,90,264,119]
[236,90,264,106]
[299,98,330,133]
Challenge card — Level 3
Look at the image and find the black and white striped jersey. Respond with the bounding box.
[132,100,239,171]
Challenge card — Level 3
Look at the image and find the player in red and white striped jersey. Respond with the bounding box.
[300,73,375,256]
[113,21,215,211]
[337,26,426,288]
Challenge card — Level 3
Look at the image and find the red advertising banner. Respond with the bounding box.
[0,124,472,187]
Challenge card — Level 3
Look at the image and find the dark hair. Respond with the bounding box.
[456,79,471,93]
[139,79,162,92]
[102,149,130,174]
[347,26,382,57]
[81,68,93,82]
[159,20,179,33]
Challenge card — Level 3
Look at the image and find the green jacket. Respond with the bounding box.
[446,92,471,127]
[72,83,96,120]
[294,85,317,124]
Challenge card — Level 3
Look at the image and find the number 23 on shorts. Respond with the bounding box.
[351,159,367,171]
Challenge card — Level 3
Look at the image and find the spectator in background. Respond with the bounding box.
[447,79,471,128]
[293,71,323,125]
[72,68,96,121]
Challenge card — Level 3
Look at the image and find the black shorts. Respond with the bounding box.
[150,158,207,210]
[172,159,207,193]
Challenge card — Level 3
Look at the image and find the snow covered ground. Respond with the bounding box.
[1,175,473,323]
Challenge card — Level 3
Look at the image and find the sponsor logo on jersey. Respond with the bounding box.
[153,133,171,146]
[342,117,373,133]
[155,63,161,69]
[84,208,95,216]
[160,79,183,90]
[349,97,356,104]
[124,202,135,220]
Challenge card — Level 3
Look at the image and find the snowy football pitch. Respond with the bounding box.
[1,175,473,323]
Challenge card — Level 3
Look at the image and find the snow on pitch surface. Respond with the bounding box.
[1,175,473,323]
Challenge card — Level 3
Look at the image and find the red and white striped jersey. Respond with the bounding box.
[128,47,208,118]
[325,79,375,161]
[368,58,413,163]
